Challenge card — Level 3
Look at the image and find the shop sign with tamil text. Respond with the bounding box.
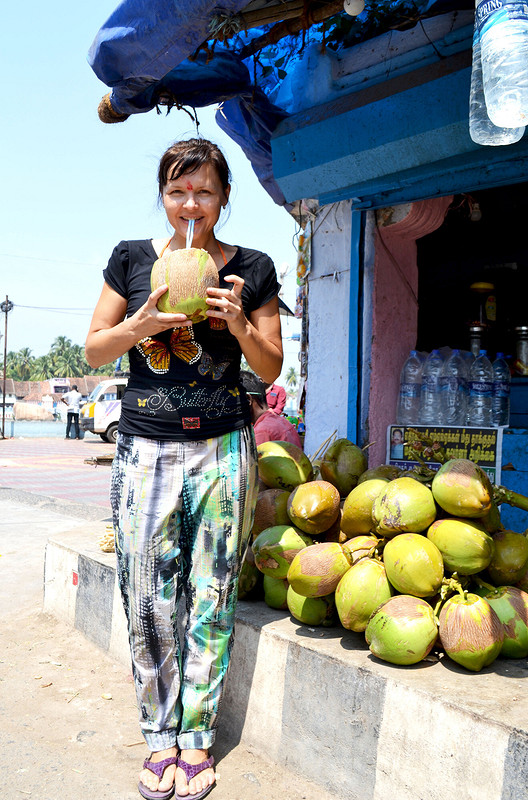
[386,425,503,484]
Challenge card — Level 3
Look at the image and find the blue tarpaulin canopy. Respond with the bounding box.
[88,0,472,206]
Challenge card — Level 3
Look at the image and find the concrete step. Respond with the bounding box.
[44,527,528,800]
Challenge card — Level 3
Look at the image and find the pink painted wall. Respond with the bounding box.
[367,197,453,467]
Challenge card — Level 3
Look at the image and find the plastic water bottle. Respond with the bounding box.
[396,350,423,425]
[492,352,511,426]
[469,23,525,144]
[419,350,444,425]
[468,349,494,426]
[439,349,469,425]
[478,0,528,127]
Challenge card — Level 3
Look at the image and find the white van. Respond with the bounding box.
[80,377,128,443]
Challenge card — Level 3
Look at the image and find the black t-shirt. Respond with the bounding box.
[103,239,279,441]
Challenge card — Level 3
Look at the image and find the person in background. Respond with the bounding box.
[85,138,282,800]
[265,381,286,414]
[241,371,302,447]
[61,384,83,439]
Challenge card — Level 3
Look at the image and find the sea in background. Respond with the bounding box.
[1,420,88,439]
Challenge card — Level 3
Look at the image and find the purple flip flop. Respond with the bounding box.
[174,755,216,800]
[138,755,178,800]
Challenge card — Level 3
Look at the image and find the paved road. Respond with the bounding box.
[0,439,338,800]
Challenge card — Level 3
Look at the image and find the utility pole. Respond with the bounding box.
[1,296,14,440]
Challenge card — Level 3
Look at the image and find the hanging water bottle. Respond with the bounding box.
[468,349,494,426]
[419,350,444,425]
[396,350,423,425]
[469,21,525,144]
[492,352,511,426]
[440,349,469,425]
[478,0,528,127]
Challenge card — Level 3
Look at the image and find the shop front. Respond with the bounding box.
[270,10,528,530]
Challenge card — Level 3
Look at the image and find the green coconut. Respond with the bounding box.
[426,517,495,575]
[383,533,444,597]
[287,542,352,598]
[237,551,262,600]
[342,534,380,564]
[474,585,528,658]
[151,247,219,322]
[251,488,291,540]
[319,438,368,497]
[286,585,336,626]
[372,478,437,537]
[358,465,402,484]
[365,595,438,665]
[257,441,314,491]
[252,525,312,579]
[341,479,388,536]
[439,593,503,671]
[431,459,493,518]
[263,575,289,610]
[335,558,393,632]
[287,480,341,536]
[486,530,528,585]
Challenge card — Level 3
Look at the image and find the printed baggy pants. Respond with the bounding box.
[110,427,258,751]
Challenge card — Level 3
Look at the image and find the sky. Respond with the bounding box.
[1,0,301,385]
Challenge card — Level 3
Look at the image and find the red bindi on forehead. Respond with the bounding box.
[186,181,193,190]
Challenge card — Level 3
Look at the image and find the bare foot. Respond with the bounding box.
[139,746,178,795]
[175,749,216,797]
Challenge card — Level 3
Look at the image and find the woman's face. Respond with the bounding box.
[162,163,230,248]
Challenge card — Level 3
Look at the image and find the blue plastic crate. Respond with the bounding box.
[510,377,528,428]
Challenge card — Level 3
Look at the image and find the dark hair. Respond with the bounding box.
[72,384,78,391]
[240,370,267,406]
[157,138,231,199]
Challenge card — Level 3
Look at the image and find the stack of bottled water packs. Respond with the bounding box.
[396,347,510,427]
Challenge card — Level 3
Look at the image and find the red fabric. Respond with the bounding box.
[265,383,286,414]
[253,410,302,447]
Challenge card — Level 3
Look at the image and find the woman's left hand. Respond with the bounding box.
[206,275,248,338]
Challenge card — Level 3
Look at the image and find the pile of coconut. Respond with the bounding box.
[239,439,528,672]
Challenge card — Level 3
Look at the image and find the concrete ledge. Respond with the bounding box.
[44,529,528,800]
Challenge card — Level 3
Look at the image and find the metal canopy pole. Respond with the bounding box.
[1,296,14,440]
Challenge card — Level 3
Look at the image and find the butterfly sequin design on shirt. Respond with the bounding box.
[136,327,202,374]
[197,352,230,380]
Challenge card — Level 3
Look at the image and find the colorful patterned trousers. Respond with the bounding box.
[110,427,258,751]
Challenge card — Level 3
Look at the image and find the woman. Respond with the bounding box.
[85,138,283,800]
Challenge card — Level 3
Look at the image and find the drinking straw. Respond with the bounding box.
[186,218,195,249]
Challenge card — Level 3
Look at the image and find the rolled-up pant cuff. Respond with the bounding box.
[143,730,178,751]
[177,730,216,751]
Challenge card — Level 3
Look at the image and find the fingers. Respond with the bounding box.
[145,285,192,327]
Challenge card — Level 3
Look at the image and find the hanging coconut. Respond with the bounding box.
[319,438,368,497]
[486,530,528,585]
[252,525,312,579]
[151,247,219,322]
[474,585,528,658]
[383,533,444,597]
[341,479,388,536]
[287,480,341,536]
[438,593,503,671]
[431,459,493,518]
[372,478,437,537]
[287,541,352,598]
[251,488,291,540]
[335,558,393,632]
[365,595,438,665]
[426,517,495,575]
[286,585,336,626]
[257,441,314,491]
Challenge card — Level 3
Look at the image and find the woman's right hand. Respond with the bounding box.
[135,284,192,337]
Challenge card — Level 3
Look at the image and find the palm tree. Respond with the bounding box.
[6,348,34,381]
[31,354,55,380]
[285,366,298,391]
